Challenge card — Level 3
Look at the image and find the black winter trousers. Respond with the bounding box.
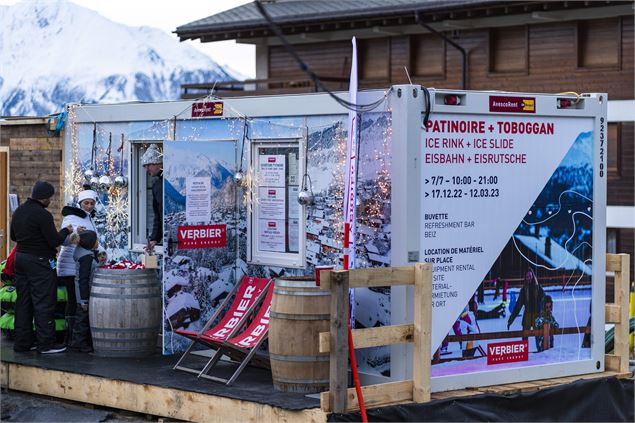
[70,305,92,350]
[57,275,77,317]
[13,252,58,351]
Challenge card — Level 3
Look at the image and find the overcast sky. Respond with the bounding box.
[1,0,255,77]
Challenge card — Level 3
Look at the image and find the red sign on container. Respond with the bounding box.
[489,96,535,113]
[487,340,529,365]
[177,224,226,249]
[191,102,223,117]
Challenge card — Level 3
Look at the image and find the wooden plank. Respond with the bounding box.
[9,137,62,151]
[346,266,415,288]
[605,303,622,323]
[613,254,630,373]
[321,380,413,413]
[606,253,623,272]
[605,354,623,372]
[6,363,325,423]
[328,271,349,413]
[0,361,7,388]
[319,324,414,353]
[318,331,329,354]
[412,263,432,403]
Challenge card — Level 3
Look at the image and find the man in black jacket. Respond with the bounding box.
[10,181,72,353]
[141,144,163,252]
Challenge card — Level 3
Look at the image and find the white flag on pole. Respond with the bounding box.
[344,37,358,327]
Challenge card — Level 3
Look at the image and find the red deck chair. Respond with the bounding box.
[198,284,274,386]
[173,276,272,376]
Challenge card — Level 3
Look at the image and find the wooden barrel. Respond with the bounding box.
[269,276,330,393]
[89,268,161,357]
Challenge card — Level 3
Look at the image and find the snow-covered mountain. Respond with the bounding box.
[0,0,237,116]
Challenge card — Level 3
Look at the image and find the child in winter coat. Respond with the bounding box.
[69,230,99,353]
[58,188,98,345]
[534,295,559,352]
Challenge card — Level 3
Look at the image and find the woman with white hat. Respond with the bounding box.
[57,186,98,345]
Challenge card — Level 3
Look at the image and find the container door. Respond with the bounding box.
[162,140,238,354]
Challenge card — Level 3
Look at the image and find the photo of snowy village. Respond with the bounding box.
[431,130,595,376]
[159,112,395,370]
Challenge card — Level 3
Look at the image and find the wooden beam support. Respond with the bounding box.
[413,263,432,403]
[346,266,415,288]
[605,353,623,373]
[319,324,414,353]
[605,253,623,272]
[610,254,630,373]
[320,380,413,413]
[328,270,349,413]
[4,363,324,423]
[605,304,621,324]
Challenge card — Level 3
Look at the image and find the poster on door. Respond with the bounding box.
[258,155,285,186]
[258,220,286,252]
[258,187,285,219]
[185,176,211,223]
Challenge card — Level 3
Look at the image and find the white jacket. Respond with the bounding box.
[57,206,98,277]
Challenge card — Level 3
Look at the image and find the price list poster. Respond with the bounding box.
[420,99,599,378]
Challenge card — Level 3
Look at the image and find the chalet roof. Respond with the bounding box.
[175,0,504,41]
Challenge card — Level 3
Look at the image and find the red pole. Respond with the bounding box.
[343,223,367,422]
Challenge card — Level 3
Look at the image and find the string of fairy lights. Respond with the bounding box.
[65,93,393,256]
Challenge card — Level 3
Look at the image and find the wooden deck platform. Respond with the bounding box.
[1,346,630,422]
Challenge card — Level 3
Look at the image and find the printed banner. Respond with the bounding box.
[487,340,529,365]
[489,96,535,113]
[177,224,226,249]
[422,113,595,377]
[191,102,223,117]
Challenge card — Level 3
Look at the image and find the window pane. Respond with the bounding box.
[607,229,618,254]
[256,146,300,254]
[411,34,445,77]
[578,18,620,68]
[490,26,527,73]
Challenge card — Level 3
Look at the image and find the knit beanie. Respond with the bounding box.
[78,231,98,250]
[141,144,163,166]
[31,181,55,200]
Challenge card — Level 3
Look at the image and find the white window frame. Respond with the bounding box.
[130,140,164,254]
[247,138,306,268]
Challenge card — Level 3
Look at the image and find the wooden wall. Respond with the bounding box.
[269,17,633,100]
[0,121,65,229]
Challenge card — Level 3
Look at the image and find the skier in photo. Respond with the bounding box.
[507,270,545,340]
[458,304,485,358]
[141,144,163,252]
[534,295,559,352]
